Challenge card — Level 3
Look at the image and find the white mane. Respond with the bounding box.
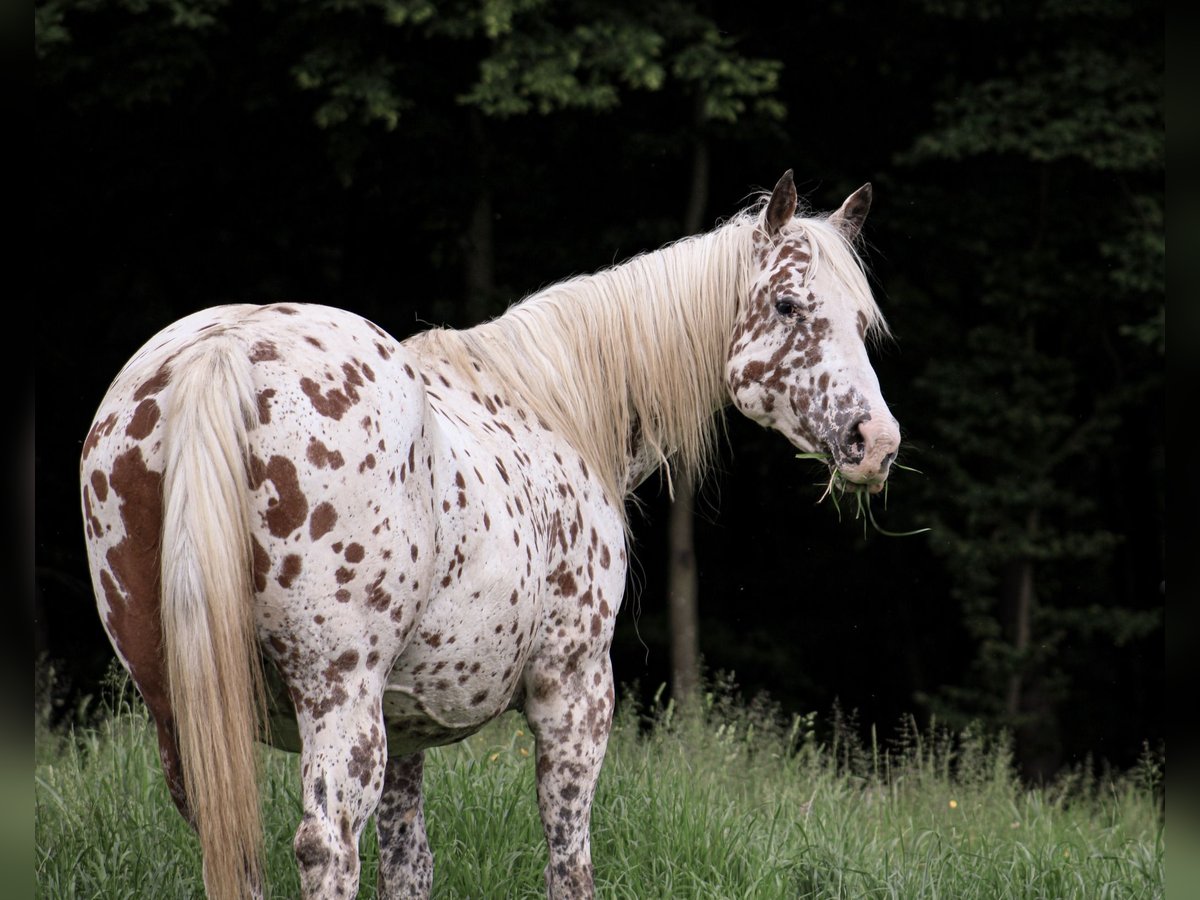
[405,203,884,520]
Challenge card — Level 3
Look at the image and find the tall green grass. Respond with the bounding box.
[36,674,1163,898]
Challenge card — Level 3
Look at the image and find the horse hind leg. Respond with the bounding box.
[287,664,390,899]
[376,751,434,899]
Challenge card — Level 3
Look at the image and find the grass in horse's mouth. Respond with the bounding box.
[795,452,931,538]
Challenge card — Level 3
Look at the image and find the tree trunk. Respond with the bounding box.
[1003,516,1035,720]
[1004,507,1061,778]
[463,189,494,324]
[462,110,495,325]
[667,101,709,705]
[668,470,700,702]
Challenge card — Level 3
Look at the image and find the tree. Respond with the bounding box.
[894,0,1164,776]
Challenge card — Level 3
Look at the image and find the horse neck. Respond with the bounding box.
[411,218,758,513]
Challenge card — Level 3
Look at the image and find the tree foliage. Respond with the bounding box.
[893,0,1163,773]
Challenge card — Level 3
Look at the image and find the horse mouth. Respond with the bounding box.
[834,449,895,495]
[839,472,887,495]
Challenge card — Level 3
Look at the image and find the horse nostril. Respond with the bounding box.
[842,415,868,460]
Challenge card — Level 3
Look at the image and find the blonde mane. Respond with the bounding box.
[404,203,884,520]
[792,212,890,342]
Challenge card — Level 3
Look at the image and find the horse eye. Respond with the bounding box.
[774,298,802,320]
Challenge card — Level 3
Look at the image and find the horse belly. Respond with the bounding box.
[380,566,540,753]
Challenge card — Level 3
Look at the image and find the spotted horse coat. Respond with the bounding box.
[80,171,902,899]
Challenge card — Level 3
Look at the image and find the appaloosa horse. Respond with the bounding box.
[80,170,900,898]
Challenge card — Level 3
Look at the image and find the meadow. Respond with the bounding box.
[35,674,1163,899]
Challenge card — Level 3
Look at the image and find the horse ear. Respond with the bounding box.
[764,169,798,237]
[829,183,872,241]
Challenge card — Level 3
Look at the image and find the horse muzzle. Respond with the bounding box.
[833,412,900,493]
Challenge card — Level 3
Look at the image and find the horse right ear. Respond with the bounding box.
[764,170,797,237]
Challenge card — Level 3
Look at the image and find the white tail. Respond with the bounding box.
[160,336,266,899]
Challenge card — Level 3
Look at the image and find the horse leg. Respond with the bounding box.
[375,751,433,899]
[289,671,389,899]
[524,655,616,900]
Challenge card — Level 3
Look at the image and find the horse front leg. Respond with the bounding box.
[524,654,616,900]
[376,751,434,899]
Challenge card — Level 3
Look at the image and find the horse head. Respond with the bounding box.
[726,170,900,493]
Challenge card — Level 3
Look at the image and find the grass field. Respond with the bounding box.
[35,675,1164,898]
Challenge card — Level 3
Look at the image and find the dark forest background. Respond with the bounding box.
[34,0,1164,780]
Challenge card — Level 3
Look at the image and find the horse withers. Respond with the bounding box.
[79,171,900,898]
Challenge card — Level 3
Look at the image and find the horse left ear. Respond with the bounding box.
[764,169,798,237]
[829,183,872,241]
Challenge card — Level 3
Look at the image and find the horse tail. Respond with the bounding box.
[160,335,266,900]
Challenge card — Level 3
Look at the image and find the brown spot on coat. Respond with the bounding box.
[82,485,102,538]
[102,447,168,719]
[132,364,171,401]
[366,572,391,612]
[547,562,578,597]
[341,362,364,388]
[125,399,161,440]
[90,470,109,502]
[82,414,118,461]
[252,538,269,593]
[249,340,279,363]
[740,360,766,386]
[309,502,338,541]
[256,389,276,425]
[345,543,365,563]
[306,437,345,470]
[277,554,302,588]
[330,650,359,674]
[258,455,308,538]
[300,377,354,420]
